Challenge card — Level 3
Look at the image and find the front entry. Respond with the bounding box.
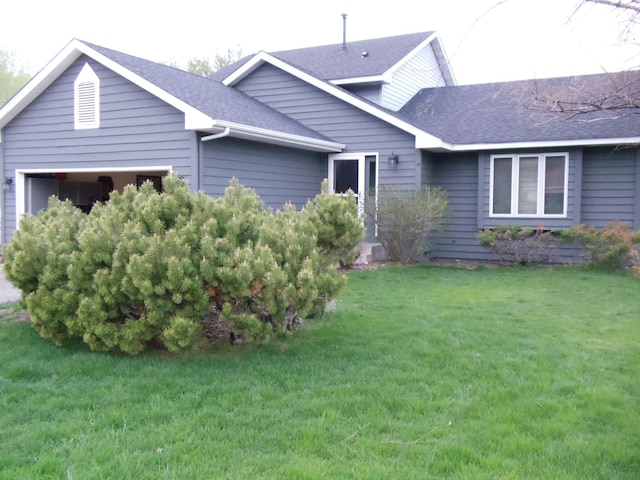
[328,153,377,235]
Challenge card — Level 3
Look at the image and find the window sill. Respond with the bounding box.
[489,214,568,219]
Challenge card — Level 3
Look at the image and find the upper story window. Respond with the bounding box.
[74,63,100,129]
[490,153,568,217]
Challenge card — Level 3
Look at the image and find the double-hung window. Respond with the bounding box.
[490,153,568,217]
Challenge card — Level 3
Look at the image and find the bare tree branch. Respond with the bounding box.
[525,0,640,121]
[583,0,640,14]
[522,70,640,122]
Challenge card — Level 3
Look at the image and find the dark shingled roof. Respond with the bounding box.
[399,71,640,145]
[84,41,334,142]
[212,32,435,82]
[84,40,640,149]
[270,32,435,80]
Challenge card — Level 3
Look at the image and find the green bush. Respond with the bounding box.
[307,181,364,267]
[3,175,364,354]
[3,199,86,343]
[559,221,640,269]
[477,225,557,265]
[366,186,450,264]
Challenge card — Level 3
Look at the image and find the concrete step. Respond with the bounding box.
[354,242,385,265]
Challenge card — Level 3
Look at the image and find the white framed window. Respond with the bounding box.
[74,63,100,129]
[490,153,568,217]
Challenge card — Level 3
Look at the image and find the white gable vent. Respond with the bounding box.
[74,63,100,129]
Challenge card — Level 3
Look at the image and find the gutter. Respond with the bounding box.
[199,121,344,153]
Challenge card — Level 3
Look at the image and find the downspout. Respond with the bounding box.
[201,127,231,142]
[199,127,230,194]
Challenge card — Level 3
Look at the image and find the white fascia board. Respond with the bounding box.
[384,32,439,79]
[221,51,271,86]
[379,32,456,86]
[331,74,390,86]
[429,34,457,86]
[214,120,345,153]
[0,39,85,130]
[0,39,215,132]
[415,132,452,150]
[446,136,640,152]
[223,52,443,145]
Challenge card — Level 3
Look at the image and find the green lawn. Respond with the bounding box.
[1,266,639,479]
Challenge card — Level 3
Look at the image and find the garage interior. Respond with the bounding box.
[24,170,168,214]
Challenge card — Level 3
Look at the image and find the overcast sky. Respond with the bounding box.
[1,0,638,85]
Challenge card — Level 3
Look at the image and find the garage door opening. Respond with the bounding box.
[17,167,172,218]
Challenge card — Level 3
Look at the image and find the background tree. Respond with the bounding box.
[0,50,30,105]
[580,0,640,42]
[187,46,244,76]
[167,45,244,77]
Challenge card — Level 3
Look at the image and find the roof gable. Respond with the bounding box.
[222,50,447,150]
[274,31,455,85]
[0,39,344,152]
[0,39,211,131]
[219,32,455,87]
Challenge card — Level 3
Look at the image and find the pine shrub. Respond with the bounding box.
[477,225,557,265]
[559,221,640,269]
[3,175,364,354]
[4,198,86,343]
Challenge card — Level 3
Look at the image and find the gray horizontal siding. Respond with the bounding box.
[426,152,589,263]
[580,147,638,227]
[4,57,193,170]
[2,55,196,242]
[235,63,420,189]
[201,137,326,209]
[426,152,495,261]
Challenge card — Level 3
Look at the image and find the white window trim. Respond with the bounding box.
[489,152,569,218]
[74,63,100,130]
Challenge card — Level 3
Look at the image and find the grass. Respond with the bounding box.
[1,265,639,479]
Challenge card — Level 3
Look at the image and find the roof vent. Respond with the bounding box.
[361,51,369,58]
[74,63,100,130]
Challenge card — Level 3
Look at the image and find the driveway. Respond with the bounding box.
[0,268,22,304]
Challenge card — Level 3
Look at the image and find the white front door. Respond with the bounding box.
[328,153,377,220]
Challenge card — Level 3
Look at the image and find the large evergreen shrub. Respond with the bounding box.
[3,175,364,354]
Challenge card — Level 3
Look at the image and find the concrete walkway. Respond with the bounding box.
[0,268,22,304]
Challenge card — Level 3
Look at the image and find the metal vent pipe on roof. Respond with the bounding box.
[342,13,347,50]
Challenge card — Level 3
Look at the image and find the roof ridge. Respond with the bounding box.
[79,39,218,82]
[270,31,434,55]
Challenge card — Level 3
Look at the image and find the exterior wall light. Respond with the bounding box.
[2,177,13,191]
[388,152,399,169]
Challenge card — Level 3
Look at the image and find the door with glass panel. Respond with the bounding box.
[328,153,377,217]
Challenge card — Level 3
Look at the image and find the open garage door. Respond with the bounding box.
[17,166,172,218]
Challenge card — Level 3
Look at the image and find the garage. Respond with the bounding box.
[17,166,171,218]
